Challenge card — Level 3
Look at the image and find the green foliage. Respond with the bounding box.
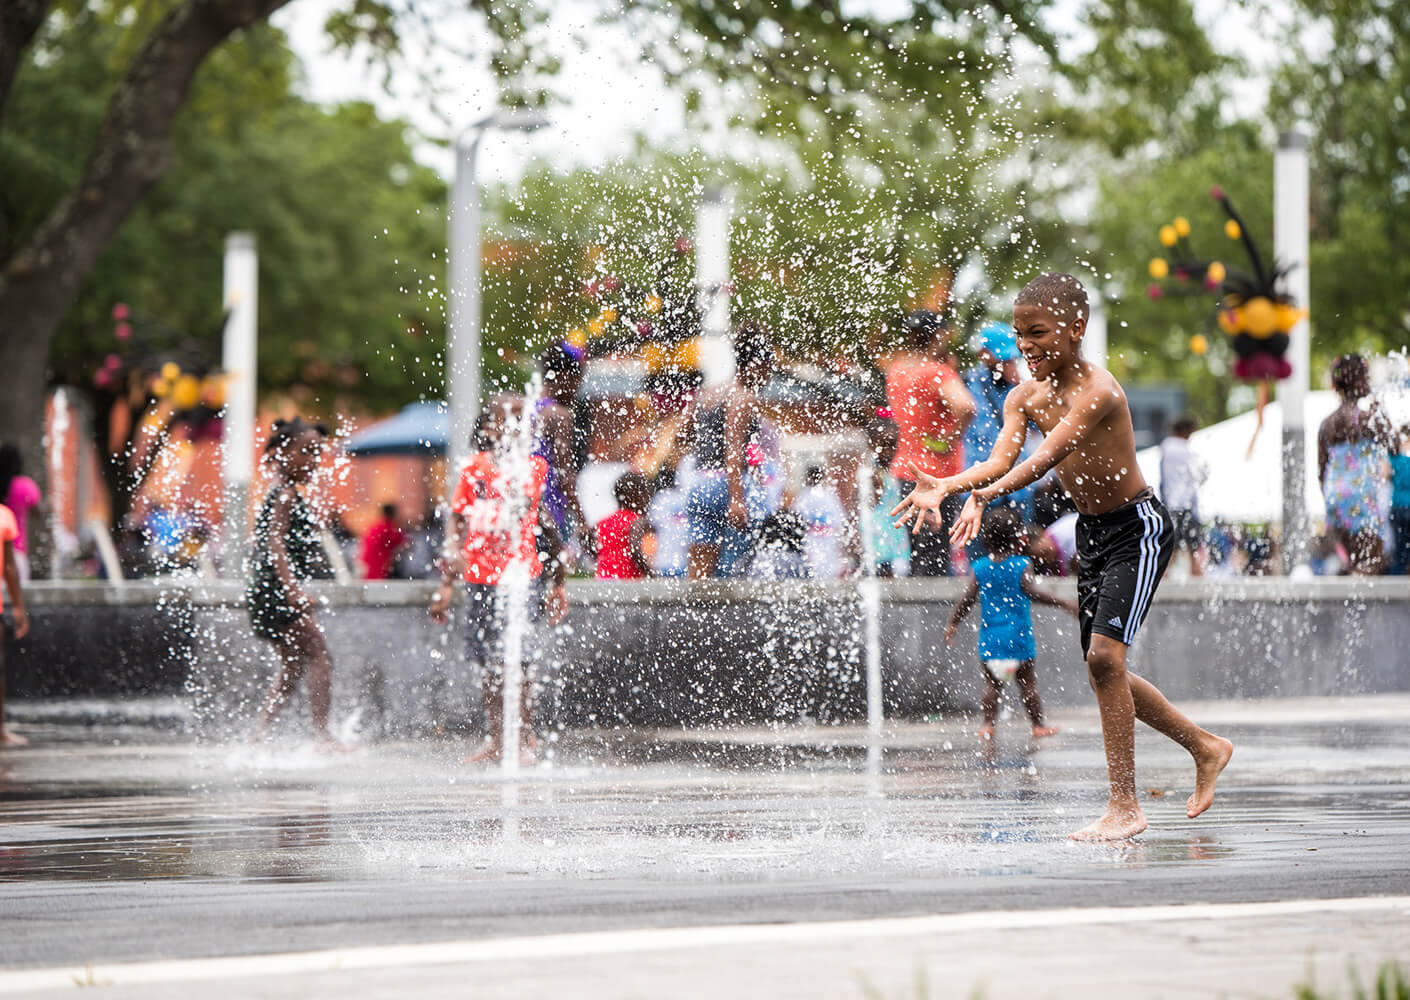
[1086,134,1272,419]
[1,8,448,415]
[8,0,1406,433]
[1064,0,1238,158]
[1295,960,1410,1000]
[1268,0,1410,360]
[1063,0,1410,422]
[472,0,1085,393]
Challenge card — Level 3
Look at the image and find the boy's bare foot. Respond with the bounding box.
[977,724,995,742]
[1069,804,1147,842]
[1187,736,1234,818]
[1030,725,1060,739]
[463,741,502,765]
[0,729,28,747]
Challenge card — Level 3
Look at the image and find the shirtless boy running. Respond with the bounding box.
[893,272,1233,841]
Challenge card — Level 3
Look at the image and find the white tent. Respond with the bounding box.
[1136,392,1339,525]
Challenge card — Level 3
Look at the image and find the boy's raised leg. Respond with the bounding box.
[1126,672,1233,818]
[1071,635,1146,841]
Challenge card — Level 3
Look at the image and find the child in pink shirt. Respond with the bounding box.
[0,444,42,582]
[0,503,32,746]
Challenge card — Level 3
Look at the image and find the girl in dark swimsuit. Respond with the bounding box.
[248,418,346,749]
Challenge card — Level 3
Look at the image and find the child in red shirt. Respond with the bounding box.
[430,397,566,765]
[359,503,406,580]
[596,472,653,580]
[1,503,32,746]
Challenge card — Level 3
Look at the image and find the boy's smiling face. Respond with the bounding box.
[1013,303,1085,380]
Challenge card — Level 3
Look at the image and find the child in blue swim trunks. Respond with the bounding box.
[946,506,1078,742]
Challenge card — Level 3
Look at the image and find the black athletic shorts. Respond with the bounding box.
[464,580,542,673]
[1075,491,1174,656]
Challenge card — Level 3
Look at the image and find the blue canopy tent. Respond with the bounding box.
[343,400,449,457]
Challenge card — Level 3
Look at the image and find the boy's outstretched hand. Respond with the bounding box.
[949,492,989,547]
[890,463,952,533]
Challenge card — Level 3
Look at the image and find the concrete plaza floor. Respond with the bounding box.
[1,694,1408,998]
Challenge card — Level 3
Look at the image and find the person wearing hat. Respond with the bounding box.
[884,310,975,576]
[965,324,1020,466]
[962,322,1038,527]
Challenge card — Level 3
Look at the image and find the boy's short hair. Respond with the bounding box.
[902,309,947,351]
[264,416,329,453]
[380,502,397,519]
[1171,416,1198,437]
[979,506,1026,554]
[733,322,773,373]
[614,471,650,508]
[1016,272,1090,327]
[472,394,520,450]
[1331,354,1369,399]
[540,341,583,389]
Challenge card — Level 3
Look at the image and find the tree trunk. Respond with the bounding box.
[0,0,52,131]
[0,0,291,569]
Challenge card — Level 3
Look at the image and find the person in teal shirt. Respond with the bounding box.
[964,322,1036,520]
[946,507,1077,742]
[863,415,910,576]
[1390,424,1410,575]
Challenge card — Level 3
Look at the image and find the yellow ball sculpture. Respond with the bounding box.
[201,375,226,409]
[171,374,201,410]
[1242,296,1278,338]
[1274,302,1302,333]
[1159,225,1178,247]
[1189,333,1208,355]
[1149,257,1170,279]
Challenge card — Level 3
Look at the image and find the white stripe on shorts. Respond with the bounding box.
[1124,501,1161,644]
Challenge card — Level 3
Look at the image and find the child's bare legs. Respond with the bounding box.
[1072,635,1232,840]
[1015,661,1058,738]
[978,668,1001,741]
[255,619,345,749]
[1072,635,1146,841]
[1126,672,1232,818]
[687,543,719,580]
[465,668,535,764]
[254,640,306,741]
[0,645,26,747]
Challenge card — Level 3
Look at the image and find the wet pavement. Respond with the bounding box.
[2,694,1409,997]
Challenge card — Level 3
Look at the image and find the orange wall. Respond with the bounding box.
[45,393,441,538]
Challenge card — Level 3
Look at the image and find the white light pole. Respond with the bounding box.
[221,231,258,573]
[1085,291,1108,372]
[695,186,734,386]
[446,109,549,492]
[1275,130,1311,572]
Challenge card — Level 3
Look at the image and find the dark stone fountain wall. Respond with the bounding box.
[11,578,1410,738]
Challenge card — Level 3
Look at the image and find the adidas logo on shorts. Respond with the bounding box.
[1108,615,1123,628]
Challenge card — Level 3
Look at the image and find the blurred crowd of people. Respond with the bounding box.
[23,336,1408,585]
[314,330,1410,585]
[404,312,1090,584]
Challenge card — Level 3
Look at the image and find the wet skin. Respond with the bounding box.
[891,295,1233,840]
